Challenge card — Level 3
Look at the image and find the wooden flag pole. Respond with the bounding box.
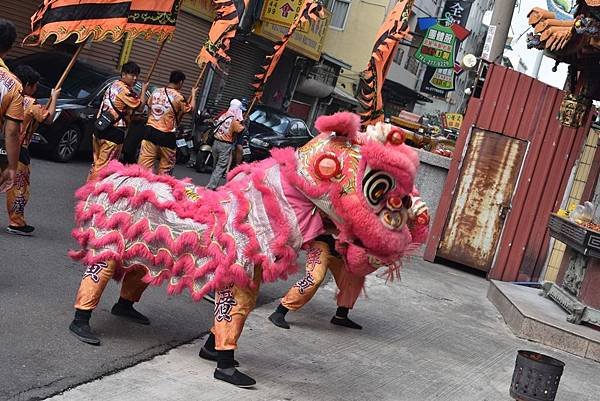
[54,42,85,90]
[145,38,167,82]
[245,96,259,118]
[194,62,208,88]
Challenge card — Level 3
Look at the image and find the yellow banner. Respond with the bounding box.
[254,10,329,60]
[445,113,463,130]
[181,0,215,22]
[261,0,303,27]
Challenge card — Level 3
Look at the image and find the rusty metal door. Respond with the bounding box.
[438,128,527,271]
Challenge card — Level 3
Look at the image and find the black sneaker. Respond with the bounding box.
[214,368,256,388]
[6,225,35,236]
[331,316,362,330]
[203,291,216,304]
[199,347,239,367]
[268,312,290,329]
[69,321,101,345]
[111,302,150,325]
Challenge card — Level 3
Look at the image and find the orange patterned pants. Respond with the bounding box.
[137,139,176,175]
[88,137,122,182]
[74,260,149,310]
[211,266,262,351]
[281,240,365,311]
[6,160,30,227]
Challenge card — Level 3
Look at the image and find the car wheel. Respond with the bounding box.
[53,125,82,162]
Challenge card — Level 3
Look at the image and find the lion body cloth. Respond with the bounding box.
[69,113,429,299]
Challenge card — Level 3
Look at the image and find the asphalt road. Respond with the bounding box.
[0,156,301,401]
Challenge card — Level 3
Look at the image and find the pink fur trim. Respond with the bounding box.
[315,112,361,143]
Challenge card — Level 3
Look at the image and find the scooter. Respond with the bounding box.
[192,120,216,173]
[175,126,195,165]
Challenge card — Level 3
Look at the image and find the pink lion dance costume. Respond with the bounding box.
[68,112,429,387]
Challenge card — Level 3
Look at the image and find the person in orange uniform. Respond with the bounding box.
[88,61,148,181]
[0,19,24,193]
[138,70,197,175]
[6,65,60,236]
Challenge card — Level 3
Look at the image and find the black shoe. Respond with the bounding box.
[203,291,216,304]
[111,302,150,325]
[331,316,362,330]
[268,312,290,329]
[6,225,35,236]
[69,321,101,345]
[199,347,239,367]
[214,368,256,388]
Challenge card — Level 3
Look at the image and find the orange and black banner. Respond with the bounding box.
[196,0,249,69]
[357,0,414,127]
[125,0,181,41]
[251,0,324,104]
[25,0,181,46]
[25,0,131,45]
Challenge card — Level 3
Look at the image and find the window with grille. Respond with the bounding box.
[394,47,405,65]
[325,0,351,30]
[404,40,420,75]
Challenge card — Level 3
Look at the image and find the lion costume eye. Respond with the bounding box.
[363,169,395,207]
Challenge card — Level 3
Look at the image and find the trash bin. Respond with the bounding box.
[510,350,565,401]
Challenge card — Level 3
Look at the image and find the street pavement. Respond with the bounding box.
[0,157,301,401]
[2,156,600,401]
[45,257,600,401]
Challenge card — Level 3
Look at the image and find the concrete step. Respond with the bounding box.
[487,280,600,363]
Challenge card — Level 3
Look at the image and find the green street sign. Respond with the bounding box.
[415,23,456,68]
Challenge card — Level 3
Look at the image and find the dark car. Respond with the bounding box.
[242,106,314,162]
[6,52,152,162]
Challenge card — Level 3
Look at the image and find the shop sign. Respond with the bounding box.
[261,0,305,28]
[444,112,463,129]
[254,10,330,60]
[181,0,215,22]
[440,0,472,26]
[415,23,456,68]
[420,63,463,97]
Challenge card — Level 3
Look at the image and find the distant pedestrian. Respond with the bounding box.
[6,65,60,235]
[0,19,23,193]
[206,99,245,190]
[88,61,148,181]
[138,70,197,175]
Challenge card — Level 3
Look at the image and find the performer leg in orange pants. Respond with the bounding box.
[88,136,123,182]
[198,266,261,387]
[6,157,32,235]
[137,139,177,175]
[268,236,365,330]
[69,260,151,345]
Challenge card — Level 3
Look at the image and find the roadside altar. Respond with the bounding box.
[544,214,600,327]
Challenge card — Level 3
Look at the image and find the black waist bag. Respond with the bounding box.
[95,85,125,132]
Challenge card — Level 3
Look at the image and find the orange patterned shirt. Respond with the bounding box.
[146,87,192,133]
[98,80,141,129]
[21,95,49,147]
[0,58,24,126]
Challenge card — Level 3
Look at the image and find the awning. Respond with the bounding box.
[321,53,352,70]
[383,79,433,104]
[331,86,361,107]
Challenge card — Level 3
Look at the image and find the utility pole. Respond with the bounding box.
[486,0,518,63]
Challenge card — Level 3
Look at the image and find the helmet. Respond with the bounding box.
[240,97,249,111]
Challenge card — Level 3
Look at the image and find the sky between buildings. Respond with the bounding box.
[510,0,569,89]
